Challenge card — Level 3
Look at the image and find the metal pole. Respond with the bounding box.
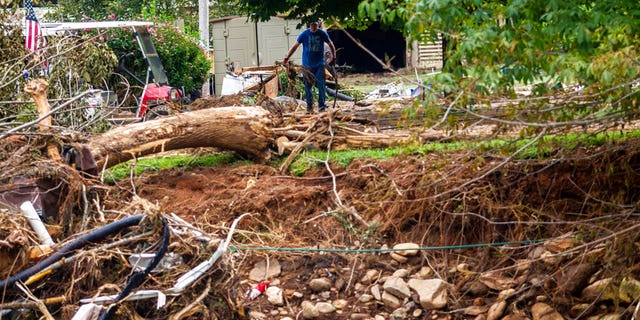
[199,0,210,96]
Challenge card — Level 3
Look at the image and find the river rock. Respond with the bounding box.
[316,302,336,314]
[619,277,640,303]
[531,302,563,320]
[390,252,408,263]
[556,263,596,295]
[407,278,448,309]
[249,259,281,282]
[487,300,507,320]
[301,300,319,319]
[333,299,348,309]
[371,284,382,300]
[248,311,267,319]
[393,242,420,256]
[361,269,380,285]
[383,276,411,298]
[582,278,617,301]
[266,286,284,306]
[381,291,401,308]
[309,277,332,292]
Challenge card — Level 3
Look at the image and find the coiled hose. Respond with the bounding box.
[0,214,144,290]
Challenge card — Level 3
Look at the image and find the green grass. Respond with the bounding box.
[287,130,640,175]
[102,152,240,184]
[103,129,640,181]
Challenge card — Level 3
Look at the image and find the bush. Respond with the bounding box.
[105,22,211,96]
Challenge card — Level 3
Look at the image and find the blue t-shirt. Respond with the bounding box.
[297,29,331,68]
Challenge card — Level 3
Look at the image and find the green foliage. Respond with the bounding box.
[236,0,363,26]
[105,23,211,95]
[360,0,640,92]
[103,152,239,183]
[286,129,640,175]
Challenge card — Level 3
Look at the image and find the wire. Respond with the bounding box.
[229,237,556,254]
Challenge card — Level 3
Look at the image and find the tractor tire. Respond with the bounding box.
[144,104,171,121]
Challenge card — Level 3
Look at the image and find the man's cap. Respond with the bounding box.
[310,21,319,25]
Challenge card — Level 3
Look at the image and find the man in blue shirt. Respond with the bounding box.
[284,20,336,113]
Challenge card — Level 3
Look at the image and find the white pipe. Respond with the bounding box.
[20,201,55,245]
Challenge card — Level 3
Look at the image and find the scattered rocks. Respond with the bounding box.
[308,277,332,292]
[248,259,281,282]
[316,302,336,314]
[383,276,411,298]
[531,302,563,320]
[301,300,319,319]
[407,278,448,309]
[266,286,284,306]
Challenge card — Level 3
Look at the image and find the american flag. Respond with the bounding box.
[25,0,45,54]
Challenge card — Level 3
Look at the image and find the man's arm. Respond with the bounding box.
[328,41,336,64]
[284,42,301,62]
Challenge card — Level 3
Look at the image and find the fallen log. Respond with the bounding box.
[87,106,275,170]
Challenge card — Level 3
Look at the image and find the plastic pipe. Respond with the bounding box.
[20,201,55,245]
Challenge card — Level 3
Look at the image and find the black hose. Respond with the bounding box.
[0,214,144,291]
[99,217,170,320]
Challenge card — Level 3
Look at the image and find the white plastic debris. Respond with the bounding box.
[20,201,54,245]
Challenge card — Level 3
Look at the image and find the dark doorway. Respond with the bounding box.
[328,23,406,73]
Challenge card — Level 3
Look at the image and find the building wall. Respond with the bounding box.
[211,16,303,96]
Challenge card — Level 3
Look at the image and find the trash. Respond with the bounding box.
[245,280,270,300]
[128,252,183,272]
[365,81,416,99]
[20,201,54,245]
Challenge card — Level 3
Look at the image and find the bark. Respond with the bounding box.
[87,106,275,170]
[24,79,61,161]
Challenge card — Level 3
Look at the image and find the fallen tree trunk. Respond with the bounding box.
[87,106,275,170]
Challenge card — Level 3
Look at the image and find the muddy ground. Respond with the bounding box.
[102,135,640,319]
[2,72,640,319]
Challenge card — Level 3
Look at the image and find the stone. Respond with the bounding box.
[359,294,374,303]
[582,278,617,302]
[292,291,304,299]
[619,277,640,303]
[390,252,408,263]
[531,302,563,320]
[280,318,294,320]
[248,311,267,320]
[391,307,408,319]
[487,300,506,320]
[498,288,516,300]
[466,280,489,296]
[301,300,319,319]
[541,251,561,265]
[383,276,411,298]
[333,299,348,309]
[309,277,332,292]
[556,263,596,295]
[361,269,380,285]
[408,278,448,309]
[479,272,519,291]
[544,234,575,253]
[375,315,386,320]
[381,291,401,308]
[598,314,622,320]
[266,286,284,306]
[393,242,420,256]
[249,259,281,282]
[413,309,423,317]
[414,266,433,279]
[350,313,371,320]
[392,269,409,278]
[371,284,382,300]
[464,305,489,316]
[528,246,546,260]
[316,302,336,314]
